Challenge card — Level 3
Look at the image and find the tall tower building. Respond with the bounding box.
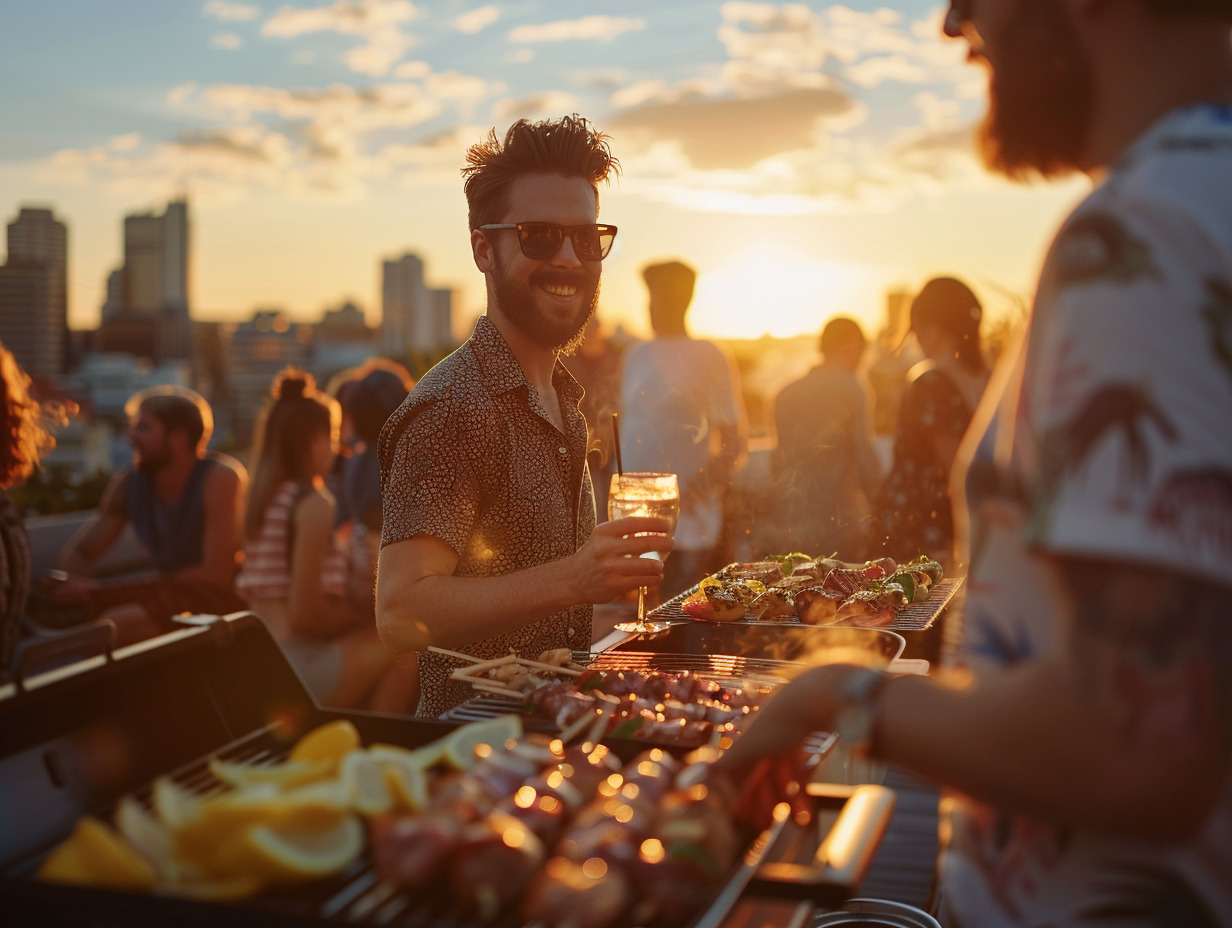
[0,206,68,376]
[106,197,192,363]
[380,252,454,359]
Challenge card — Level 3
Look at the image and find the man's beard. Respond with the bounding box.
[492,259,600,356]
[133,446,170,474]
[979,0,1094,180]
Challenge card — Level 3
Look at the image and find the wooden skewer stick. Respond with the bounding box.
[585,705,613,745]
[449,653,520,676]
[427,645,493,663]
[516,658,584,677]
[556,709,596,744]
[470,681,525,699]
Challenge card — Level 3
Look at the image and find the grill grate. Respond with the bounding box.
[648,577,964,633]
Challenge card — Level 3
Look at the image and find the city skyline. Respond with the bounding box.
[1,1,1093,339]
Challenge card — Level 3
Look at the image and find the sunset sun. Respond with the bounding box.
[691,247,884,340]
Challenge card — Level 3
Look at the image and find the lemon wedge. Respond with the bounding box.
[372,753,431,812]
[208,756,332,791]
[114,796,174,875]
[151,777,202,831]
[234,815,364,882]
[338,749,395,816]
[440,714,522,770]
[288,719,363,767]
[38,816,156,891]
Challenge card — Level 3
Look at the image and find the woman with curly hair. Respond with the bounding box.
[236,367,417,712]
[0,340,63,674]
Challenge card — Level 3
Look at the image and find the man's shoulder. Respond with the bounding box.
[203,451,246,482]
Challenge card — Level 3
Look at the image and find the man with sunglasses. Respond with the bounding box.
[721,1,1232,925]
[376,115,672,718]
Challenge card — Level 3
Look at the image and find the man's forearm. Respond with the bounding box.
[877,661,1223,839]
[378,558,581,653]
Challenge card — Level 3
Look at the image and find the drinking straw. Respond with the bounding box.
[611,411,624,476]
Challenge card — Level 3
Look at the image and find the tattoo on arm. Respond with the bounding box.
[1057,558,1232,756]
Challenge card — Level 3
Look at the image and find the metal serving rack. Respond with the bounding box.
[648,575,965,634]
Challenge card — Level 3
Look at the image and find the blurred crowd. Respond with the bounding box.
[0,265,987,708]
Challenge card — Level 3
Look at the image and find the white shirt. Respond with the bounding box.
[618,336,744,550]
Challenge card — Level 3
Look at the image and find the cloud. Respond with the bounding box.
[456,5,498,35]
[262,0,420,76]
[210,32,245,50]
[491,92,579,122]
[609,87,858,171]
[508,16,645,44]
[202,0,260,22]
[108,132,142,152]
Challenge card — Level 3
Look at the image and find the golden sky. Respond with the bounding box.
[0,1,1090,340]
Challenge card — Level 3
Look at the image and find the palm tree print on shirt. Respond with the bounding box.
[1033,383,1180,536]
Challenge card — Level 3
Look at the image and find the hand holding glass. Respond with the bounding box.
[607,472,679,634]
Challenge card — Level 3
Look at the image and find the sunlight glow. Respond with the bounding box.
[692,247,883,339]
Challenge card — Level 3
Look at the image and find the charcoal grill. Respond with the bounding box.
[1,612,895,928]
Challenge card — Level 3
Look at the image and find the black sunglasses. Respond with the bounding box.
[478,222,618,261]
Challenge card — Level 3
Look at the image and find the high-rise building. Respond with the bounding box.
[380,253,454,359]
[1,206,68,376]
[102,198,192,364]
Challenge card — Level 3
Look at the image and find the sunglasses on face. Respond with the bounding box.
[478,222,618,261]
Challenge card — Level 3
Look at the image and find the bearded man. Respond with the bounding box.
[52,387,248,645]
[376,116,672,718]
[721,1,1232,925]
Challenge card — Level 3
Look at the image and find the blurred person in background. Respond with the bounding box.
[377,116,670,718]
[0,340,66,676]
[772,316,881,559]
[877,277,990,570]
[334,359,414,611]
[620,259,747,597]
[563,313,625,518]
[237,368,416,713]
[50,386,247,645]
[721,0,1232,925]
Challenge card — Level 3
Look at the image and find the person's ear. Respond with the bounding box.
[472,228,494,273]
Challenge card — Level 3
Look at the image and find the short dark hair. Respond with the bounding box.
[820,316,866,358]
[126,386,213,456]
[462,115,620,230]
[1143,0,1232,19]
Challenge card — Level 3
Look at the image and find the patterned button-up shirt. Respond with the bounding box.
[378,314,596,718]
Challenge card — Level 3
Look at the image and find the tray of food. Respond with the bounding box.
[653,554,962,632]
[437,646,774,749]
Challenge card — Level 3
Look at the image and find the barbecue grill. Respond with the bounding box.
[1,612,895,928]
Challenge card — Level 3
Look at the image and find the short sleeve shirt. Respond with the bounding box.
[947,105,1232,928]
[379,315,595,718]
[619,337,743,549]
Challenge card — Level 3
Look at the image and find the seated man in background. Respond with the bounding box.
[50,386,248,645]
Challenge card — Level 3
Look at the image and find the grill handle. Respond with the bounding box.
[747,782,896,904]
[13,620,117,694]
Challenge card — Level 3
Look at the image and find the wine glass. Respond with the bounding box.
[607,472,679,634]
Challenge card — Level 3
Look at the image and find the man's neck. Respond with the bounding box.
[485,309,559,395]
[1083,17,1232,171]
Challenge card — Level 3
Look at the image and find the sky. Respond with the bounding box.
[0,0,1091,341]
